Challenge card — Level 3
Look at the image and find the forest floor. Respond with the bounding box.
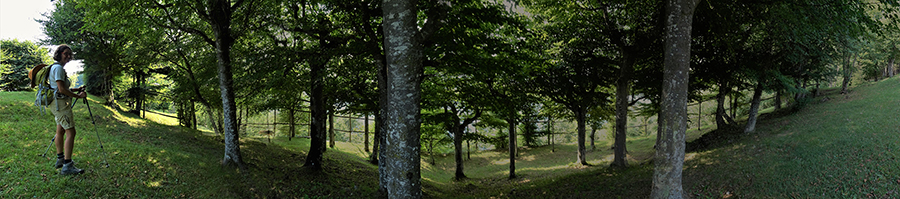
[1,77,898,198]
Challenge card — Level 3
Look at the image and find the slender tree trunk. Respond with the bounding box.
[744,79,764,133]
[237,106,243,134]
[371,45,387,165]
[304,61,328,169]
[715,82,729,129]
[590,128,597,151]
[364,115,369,152]
[289,109,295,141]
[575,108,589,166]
[652,0,698,198]
[329,112,335,148]
[467,138,471,160]
[203,105,221,135]
[814,81,820,97]
[370,112,381,164]
[613,53,634,168]
[273,110,278,136]
[429,139,435,165]
[730,94,737,120]
[841,55,853,94]
[697,100,701,131]
[508,119,517,179]
[774,90,782,110]
[191,101,197,130]
[453,124,466,179]
[380,0,424,197]
[549,120,554,152]
[348,116,353,142]
[888,58,897,77]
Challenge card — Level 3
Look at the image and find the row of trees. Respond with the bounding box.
[0,40,53,91]
[30,0,898,198]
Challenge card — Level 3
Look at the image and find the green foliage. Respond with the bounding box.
[520,118,547,147]
[40,0,130,97]
[0,39,51,91]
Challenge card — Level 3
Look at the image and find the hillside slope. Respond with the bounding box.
[0,93,379,198]
[503,78,900,198]
[2,78,897,198]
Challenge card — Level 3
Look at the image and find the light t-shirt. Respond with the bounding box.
[48,63,69,92]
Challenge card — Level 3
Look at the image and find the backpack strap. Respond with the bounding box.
[49,63,64,112]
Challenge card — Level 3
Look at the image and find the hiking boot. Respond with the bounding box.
[59,161,84,175]
[55,153,65,168]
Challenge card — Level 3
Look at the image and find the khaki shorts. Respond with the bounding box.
[50,98,75,130]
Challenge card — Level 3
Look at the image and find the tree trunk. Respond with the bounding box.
[273,110,278,136]
[370,41,387,165]
[289,109,295,141]
[889,58,895,77]
[508,119,517,179]
[191,101,197,130]
[202,105,221,134]
[304,61,328,169]
[453,124,466,180]
[467,138,471,160]
[211,1,244,168]
[841,55,853,94]
[380,0,424,197]
[590,128,597,151]
[715,82,730,129]
[744,79,764,133]
[237,106,242,134]
[348,115,353,142]
[613,52,634,168]
[774,90,782,110]
[652,0,698,198]
[329,112,335,148]
[369,112,381,164]
[549,120,554,152]
[575,108,589,166]
[364,115,369,152]
[730,94,737,120]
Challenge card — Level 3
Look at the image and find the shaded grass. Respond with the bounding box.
[421,78,900,198]
[683,78,900,198]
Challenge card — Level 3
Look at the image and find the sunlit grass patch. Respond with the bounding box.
[0,91,379,198]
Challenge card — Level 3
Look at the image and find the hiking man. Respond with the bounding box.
[49,44,87,175]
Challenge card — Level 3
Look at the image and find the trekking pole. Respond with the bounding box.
[38,135,56,159]
[83,97,110,168]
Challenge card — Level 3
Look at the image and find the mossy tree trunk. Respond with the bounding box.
[652,0,699,197]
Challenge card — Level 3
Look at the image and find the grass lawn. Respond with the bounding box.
[1,77,898,198]
[0,93,378,198]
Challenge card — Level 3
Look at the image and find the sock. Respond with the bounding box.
[64,159,72,164]
[57,153,64,159]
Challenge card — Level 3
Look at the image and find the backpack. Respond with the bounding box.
[28,64,57,112]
